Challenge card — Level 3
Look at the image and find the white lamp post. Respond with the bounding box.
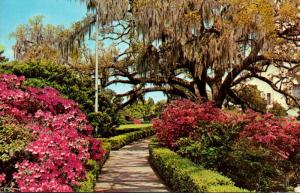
[94,13,99,134]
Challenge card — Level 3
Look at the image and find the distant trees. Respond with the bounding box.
[120,98,166,122]
[233,84,268,113]
[0,45,8,62]
[10,16,94,73]
[269,101,288,117]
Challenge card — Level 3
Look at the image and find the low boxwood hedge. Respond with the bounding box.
[78,141,111,192]
[149,143,248,193]
[101,127,154,150]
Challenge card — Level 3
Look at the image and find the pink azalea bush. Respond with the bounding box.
[152,99,229,147]
[0,74,105,192]
[153,99,300,160]
[0,174,5,186]
[153,99,300,191]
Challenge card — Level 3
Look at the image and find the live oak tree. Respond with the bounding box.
[68,0,300,109]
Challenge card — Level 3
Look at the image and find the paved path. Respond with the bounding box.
[94,138,169,192]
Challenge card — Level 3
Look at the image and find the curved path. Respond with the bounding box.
[94,138,169,192]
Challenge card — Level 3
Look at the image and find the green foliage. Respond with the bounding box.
[0,61,121,137]
[78,172,95,192]
[175,121,244,168]
[102,127,154,150]
[149,143,247,193]
[235,84,268,113]
[0,45,8,63]
[220,139,298,191]
[78,142,111,192]
[269,101,287,117]
[0,123,31,163]
[120,98,166,123]
[176,120,300,191]
[0,122,32,190]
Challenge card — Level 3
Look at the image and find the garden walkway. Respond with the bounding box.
[94,138,169,192]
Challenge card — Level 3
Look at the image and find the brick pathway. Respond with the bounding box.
[94,138,169,192]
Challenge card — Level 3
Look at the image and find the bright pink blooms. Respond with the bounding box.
[0,173,5,186]
[0,74,105,192]
[152,99,229,147]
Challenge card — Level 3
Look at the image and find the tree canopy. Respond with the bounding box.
[65,0,300,109]
[11,0,300,110]
[10,16,95,73]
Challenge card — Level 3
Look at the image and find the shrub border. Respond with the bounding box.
[149,142,248,193]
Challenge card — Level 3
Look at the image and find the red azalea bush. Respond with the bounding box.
[152,99,229,147]
[153,99,300,191]
[240,112,300,160]
[153,99,300,160]
[0,74,105,192]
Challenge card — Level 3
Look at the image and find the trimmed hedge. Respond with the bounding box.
[101,127,154,150]
[78,141,111,192]
[149,143,248,193]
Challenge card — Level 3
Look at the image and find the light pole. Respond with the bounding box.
[95,13,99,134]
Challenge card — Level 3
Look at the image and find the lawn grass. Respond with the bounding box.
[117,123,152,130]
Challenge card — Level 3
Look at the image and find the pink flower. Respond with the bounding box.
[0,173,6,186]
[0,73,106,192]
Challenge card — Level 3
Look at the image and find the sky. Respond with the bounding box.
[0,0,166,102]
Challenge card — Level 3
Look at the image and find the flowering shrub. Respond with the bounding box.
[152,99,229,147]
[154,99,300,191]
[0,174,5,186]
[240,112,300,160]
[0,74,105,192]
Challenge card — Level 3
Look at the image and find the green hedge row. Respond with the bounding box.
[149,143,248,193]
[102,127,154,150]
[78,141,111,192]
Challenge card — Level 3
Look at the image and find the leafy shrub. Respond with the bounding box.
[152,99,229,147]
[220,139,298,191]
[149,143,247,193]
[154,100,300,191]
[0,74,105,192]
[268,101,287,117]
[0,61,121,137]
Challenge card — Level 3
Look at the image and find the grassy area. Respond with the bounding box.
[101,127,154,150]
[117,123,152,130]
